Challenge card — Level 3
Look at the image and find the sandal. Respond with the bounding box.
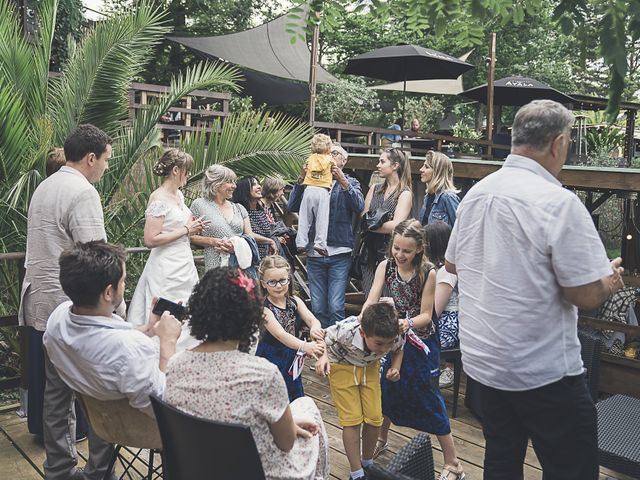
[372,438,388,459]
[439,461,466,480]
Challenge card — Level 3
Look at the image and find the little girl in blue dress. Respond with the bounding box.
[256,255,325,401]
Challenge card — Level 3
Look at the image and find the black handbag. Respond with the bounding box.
[270,220,296,238]
[364,207,392,231]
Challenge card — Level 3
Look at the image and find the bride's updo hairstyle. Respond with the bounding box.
[152,148,193,177]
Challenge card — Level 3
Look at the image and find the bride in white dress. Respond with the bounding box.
[128,149,207,349]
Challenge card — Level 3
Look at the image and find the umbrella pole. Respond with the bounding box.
[308,12,320,126]
[402,77,407,125]
[486,32,496,159]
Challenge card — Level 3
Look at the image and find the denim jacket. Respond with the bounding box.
[288,175,365,248]
[419,190,460,227]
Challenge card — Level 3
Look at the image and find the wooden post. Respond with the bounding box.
[308,13,320,126]
[624,110,636,167]
[184,96,192,141]
[486,33,497,159]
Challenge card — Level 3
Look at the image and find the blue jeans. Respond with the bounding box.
[306,253,351,328]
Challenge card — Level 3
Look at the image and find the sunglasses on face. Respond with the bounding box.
[264,278,290,288]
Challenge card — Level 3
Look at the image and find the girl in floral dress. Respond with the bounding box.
[360,219,465,480]
[256,255,325,401]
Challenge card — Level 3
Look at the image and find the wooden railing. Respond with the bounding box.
[314,121,506,159]
[128,82,231,142]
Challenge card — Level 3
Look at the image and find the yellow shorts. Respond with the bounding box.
[328,362,383,427]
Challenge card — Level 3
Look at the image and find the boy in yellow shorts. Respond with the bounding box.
[315,303,404,480]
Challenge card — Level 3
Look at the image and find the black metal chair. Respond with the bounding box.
[149,395,265,480]
[368,433,435,480]
[464,331,603,427]
[577,328,604,402]
[440,347,462,418]
[596,394,640,478]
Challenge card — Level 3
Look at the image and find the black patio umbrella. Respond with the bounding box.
[345,44,475,118]
[460,76,575,106]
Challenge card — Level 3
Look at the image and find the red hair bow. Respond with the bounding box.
[229,271,256,298]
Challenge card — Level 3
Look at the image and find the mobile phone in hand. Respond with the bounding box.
[151,297,186,320]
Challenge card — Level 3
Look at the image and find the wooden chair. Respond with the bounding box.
[368,433,435,480]
[150,394,265,480]
[75,393,162,480]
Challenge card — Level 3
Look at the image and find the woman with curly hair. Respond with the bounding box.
[164,267,330,480]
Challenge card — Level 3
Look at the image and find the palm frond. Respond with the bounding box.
[100,61,242,207]
[5,169,44,211]
[48,0,170,142]
[0,84,34,181]
[0,200,27,253]
[31,0,58,114]
[0,0,39,118]
[182,111,313,183]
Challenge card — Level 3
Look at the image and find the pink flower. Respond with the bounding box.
[229,271,256,298]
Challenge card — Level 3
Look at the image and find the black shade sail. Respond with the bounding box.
[169,10,336,84]
[461,76,575,106]
[344,45,474,82]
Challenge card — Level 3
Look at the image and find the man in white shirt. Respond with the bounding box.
[445,100,624,480]
[19,124,115,480]
[43,242,182,475]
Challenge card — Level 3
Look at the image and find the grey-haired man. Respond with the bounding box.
[288,144,365,327]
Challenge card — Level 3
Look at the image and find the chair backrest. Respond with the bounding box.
[75,393,162,449]
[150,395,266,480]
[388,433,435,480]
[369,433,435,480]
[578,328,604,402]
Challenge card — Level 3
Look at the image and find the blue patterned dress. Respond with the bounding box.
[256,297,304,402]
[380,260,451,435]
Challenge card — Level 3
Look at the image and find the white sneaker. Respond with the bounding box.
[439,367,454,389]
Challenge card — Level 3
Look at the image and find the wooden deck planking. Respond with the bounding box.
[0,374,635,480]
[0,430,42,479]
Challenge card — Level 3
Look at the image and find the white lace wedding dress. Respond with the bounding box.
[128,191,200,350]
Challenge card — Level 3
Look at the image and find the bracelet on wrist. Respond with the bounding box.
[184,225,190,237]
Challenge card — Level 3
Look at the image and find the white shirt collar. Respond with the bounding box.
[503,154,562,187]
[68,306,132,330]
[59,165,90,182]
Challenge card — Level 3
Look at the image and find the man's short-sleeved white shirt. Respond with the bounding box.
[445,154,611,391]
[43,301,165,416]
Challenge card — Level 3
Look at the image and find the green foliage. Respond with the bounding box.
[0,0,311,298]
[298,0,640,122]
[585,127,625,157]
[316,78,386,125]
[452,121,482,153]
[50,0,83,70]
[229,95,267,114]
[393,96,444,134]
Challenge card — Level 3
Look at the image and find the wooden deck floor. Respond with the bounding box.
[0,370,633,480]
